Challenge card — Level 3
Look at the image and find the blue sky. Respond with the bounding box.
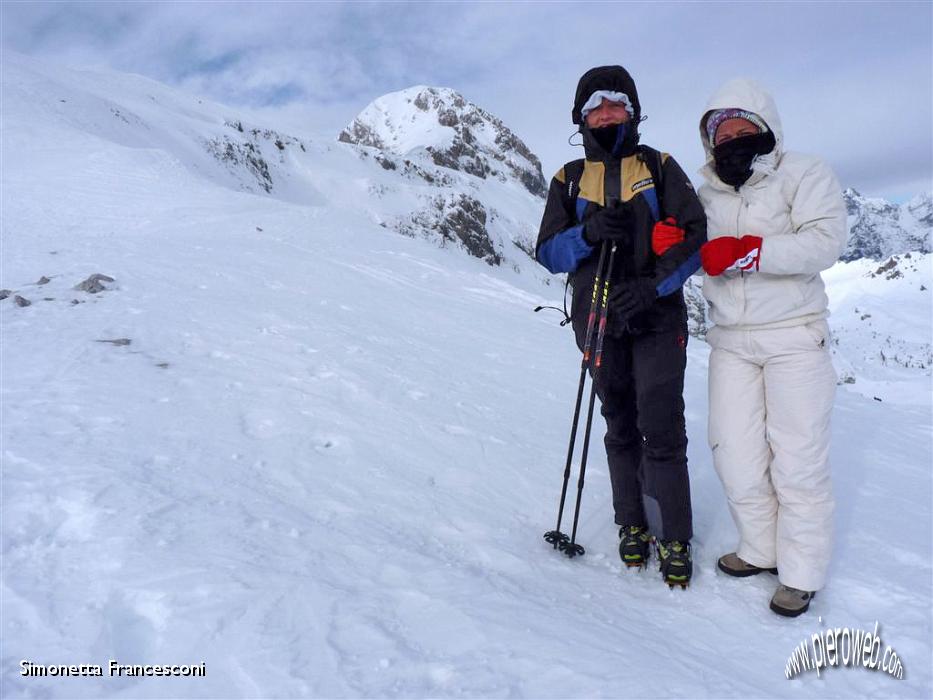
[2,1,931,199]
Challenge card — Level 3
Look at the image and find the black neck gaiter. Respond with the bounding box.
[582,122,638,161]
[712,132,776,189]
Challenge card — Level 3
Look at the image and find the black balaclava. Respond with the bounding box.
[711,132,776,189]
[590,123,629,157]
[572,65,641,161]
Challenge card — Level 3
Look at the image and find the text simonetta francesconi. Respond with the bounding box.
[21,659,207,678]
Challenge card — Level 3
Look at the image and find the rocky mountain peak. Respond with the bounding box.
[338,86,547,198]
[841,188,931,262]
[907,191,933,228]
[843,188,898,218]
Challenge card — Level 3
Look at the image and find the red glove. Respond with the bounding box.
[701,235,763,276]
[652,217,684,256]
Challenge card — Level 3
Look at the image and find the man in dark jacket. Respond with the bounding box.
[536,65,706,586]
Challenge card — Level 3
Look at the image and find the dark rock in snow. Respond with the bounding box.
[394,194,502,266]
[74,274,115,294]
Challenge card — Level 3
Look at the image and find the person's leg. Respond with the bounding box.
[592,334,644,528]
[707,326,777,568]
[631,327,692,541]
[761,322,836,592]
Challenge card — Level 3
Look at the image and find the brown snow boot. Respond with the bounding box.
[717,552,777,577]
[770,585,816,617]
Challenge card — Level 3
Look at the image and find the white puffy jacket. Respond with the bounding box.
[698,79,847,330]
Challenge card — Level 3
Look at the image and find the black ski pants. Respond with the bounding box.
[586,327,694,541]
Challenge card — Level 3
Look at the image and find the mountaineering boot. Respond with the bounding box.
[657,540,692,588]
[618,525,650,568]
[770,585,815,617]
[717,552,778,577]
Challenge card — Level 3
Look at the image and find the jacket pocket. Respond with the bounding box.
[803,319,831,350]
[702,275,738,326]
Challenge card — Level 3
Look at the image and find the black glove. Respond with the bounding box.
[609,278,657,323]
[583,201,634,246]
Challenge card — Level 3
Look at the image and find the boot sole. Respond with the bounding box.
[770,599,811,617]
[718,560,778,578]
[620,545,650,569]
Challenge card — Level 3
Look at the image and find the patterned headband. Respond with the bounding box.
[706,109,770,143]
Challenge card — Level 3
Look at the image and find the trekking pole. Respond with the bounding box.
[543,241,609,551]
[563,239,618,558]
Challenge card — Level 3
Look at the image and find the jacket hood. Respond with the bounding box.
[573,65,641,126]
[574,65,642,161]
[699,78,784,186]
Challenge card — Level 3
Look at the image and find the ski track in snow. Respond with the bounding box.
[2,53,931,699]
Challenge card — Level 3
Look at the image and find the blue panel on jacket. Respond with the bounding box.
[537,225,592,274]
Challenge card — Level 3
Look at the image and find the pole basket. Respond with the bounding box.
[562,542,585,558]
[543,530,570,548]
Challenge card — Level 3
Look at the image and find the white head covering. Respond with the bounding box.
[580,90,634,120]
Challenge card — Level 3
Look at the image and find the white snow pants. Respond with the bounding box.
[707,320,836,591]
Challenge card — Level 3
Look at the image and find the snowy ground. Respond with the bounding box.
[2,55,931,699]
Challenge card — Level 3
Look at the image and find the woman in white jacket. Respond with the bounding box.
[697,78,847,617]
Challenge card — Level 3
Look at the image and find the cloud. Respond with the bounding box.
[2,1,930,198]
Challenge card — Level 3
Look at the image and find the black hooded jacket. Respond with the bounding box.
[536,66,707,337]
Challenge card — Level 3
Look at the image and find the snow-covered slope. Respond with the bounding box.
[3,52,544,273]
[2,54,931,699]
[1,51,326,207]
[824,252,932,398]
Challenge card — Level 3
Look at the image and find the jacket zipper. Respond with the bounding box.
[737,192,748,320]
[603,158,622,208]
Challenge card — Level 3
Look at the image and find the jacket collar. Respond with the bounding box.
[700,149,781,192]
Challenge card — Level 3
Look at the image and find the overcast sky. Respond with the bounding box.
[3,1,931,200]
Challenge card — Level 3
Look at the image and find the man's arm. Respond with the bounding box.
[535,167,593,274]
[652,155,707,296]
